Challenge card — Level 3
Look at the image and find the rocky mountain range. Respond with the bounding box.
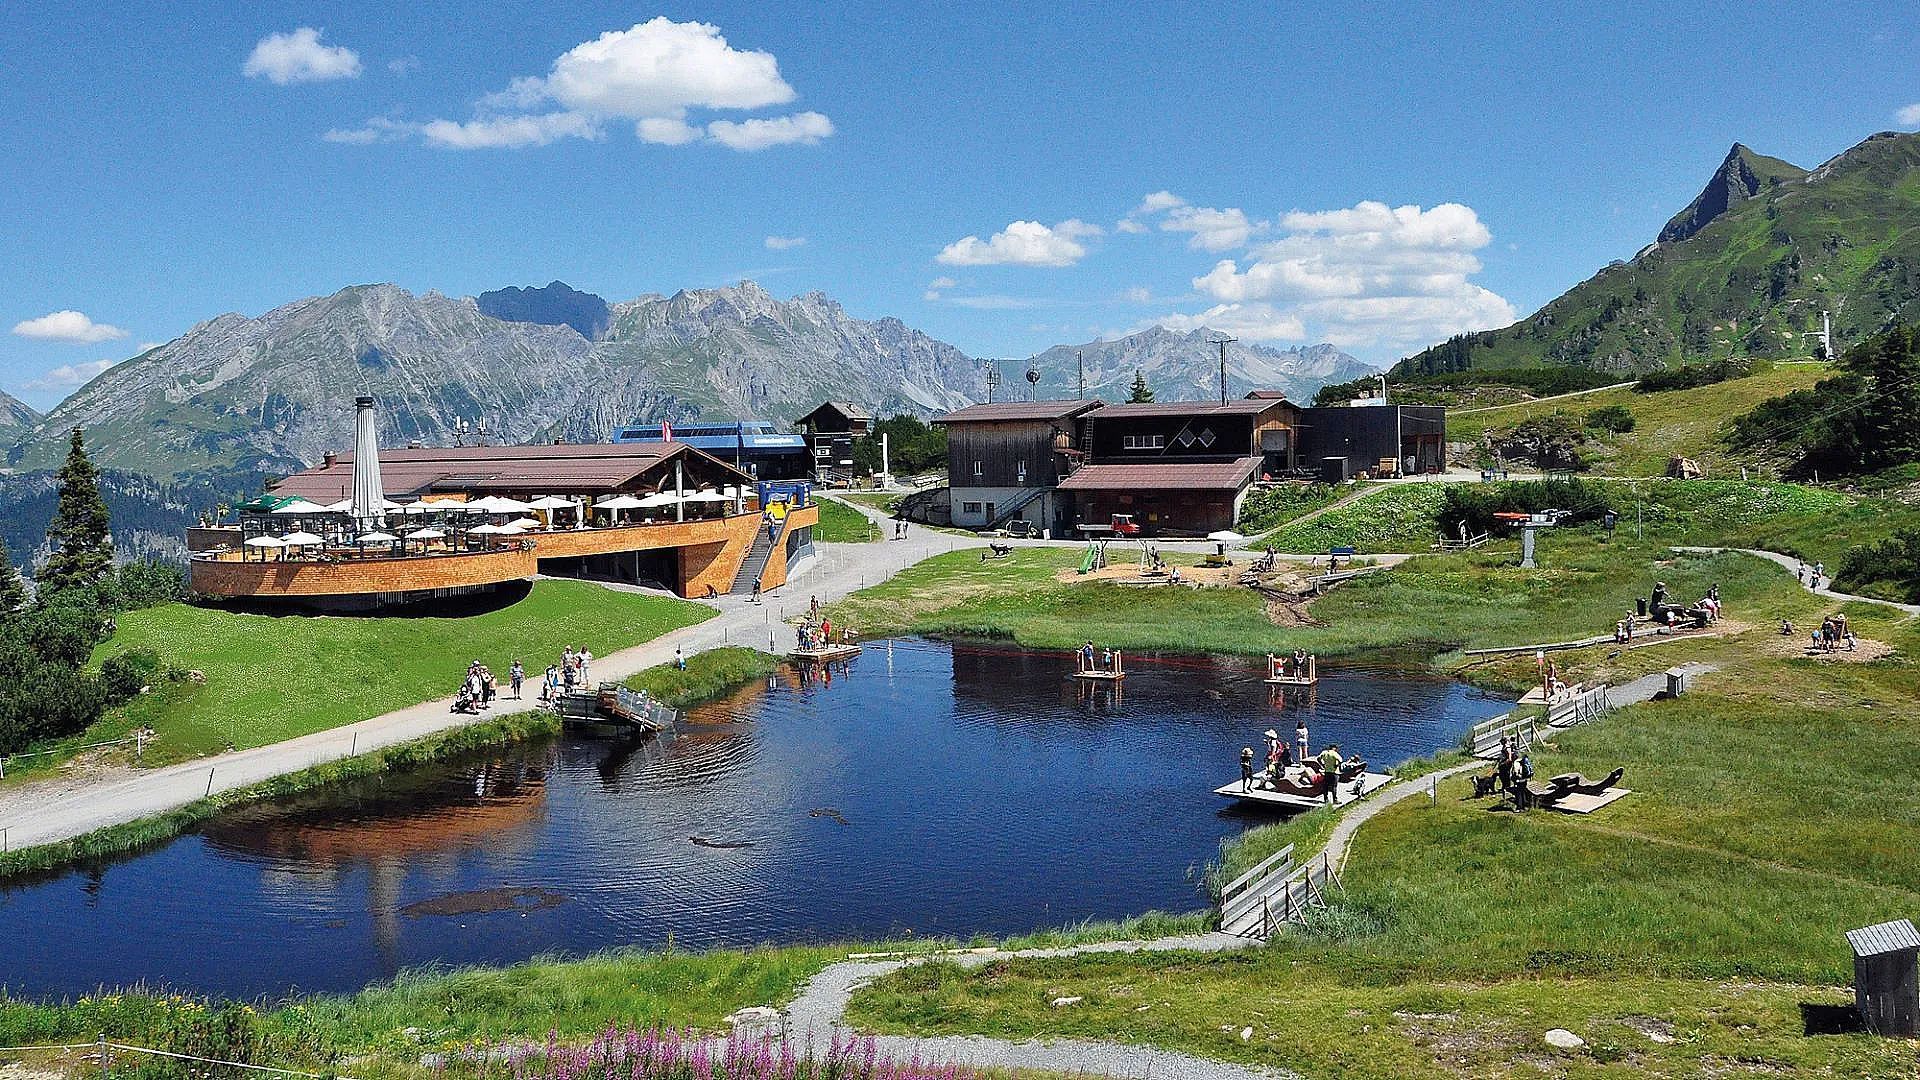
[9,281,987,480]
[1398,129,1920,376]
[8,282,1373,483]
[1021,327,1372,404]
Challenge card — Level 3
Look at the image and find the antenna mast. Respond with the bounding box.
[1076,350,1085,401]
[983,359,1001,403]
[1209,335,1237,405]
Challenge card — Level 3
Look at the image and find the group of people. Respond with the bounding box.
[796,616,849,652]
[1812,612,1857,653]
[536,646,595,702]
[453,658,525,714]
[1637,580,1721,633]
[1266,649,1312,680]
[1237,721,1361,804]
[1797,560,1826,590]
[1078,641,1119,673]
[1483,734,1536,808]
[891,520,911,540]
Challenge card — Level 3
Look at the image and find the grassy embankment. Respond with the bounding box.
[839,482,1920,1077]
[814,496,882,542]
[625,646,780,709]
[1446,364,1827,477]
[58,579,711,772]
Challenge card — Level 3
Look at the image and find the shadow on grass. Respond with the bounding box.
[1799,1001,1863,1036]
[198,579,534,619]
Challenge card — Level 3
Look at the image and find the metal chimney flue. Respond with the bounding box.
[349,395,386,531]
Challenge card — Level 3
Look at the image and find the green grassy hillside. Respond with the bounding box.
[1400,131,1920,376]
[1448,363,1829,475]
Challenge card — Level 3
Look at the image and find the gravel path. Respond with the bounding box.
[1671,546,1920,616]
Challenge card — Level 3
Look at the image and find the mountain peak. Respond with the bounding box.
[1658,142,1807,244]
[476,280,611,340]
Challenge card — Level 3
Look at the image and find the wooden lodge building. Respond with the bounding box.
[189,439,819,610]
[935,392,1447,536]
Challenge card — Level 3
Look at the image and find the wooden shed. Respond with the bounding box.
[1847,918,1919,1036]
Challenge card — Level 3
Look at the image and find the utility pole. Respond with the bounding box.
[1209,335,1236,405]
[984,359,1000,403]
[1076,350,1085,401]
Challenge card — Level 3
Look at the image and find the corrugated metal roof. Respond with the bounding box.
[1089,399,1293,419]
[935,399,1105,424]
[1056,456,1263,492]
[270,441,751,500]
[1847,919,1920,956]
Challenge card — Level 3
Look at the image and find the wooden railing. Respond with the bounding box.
[1467,682,1612,758]
[1220,844,1342,938]
[1547,683,1611,727]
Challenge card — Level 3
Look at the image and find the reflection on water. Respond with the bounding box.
[6,639,1509,999]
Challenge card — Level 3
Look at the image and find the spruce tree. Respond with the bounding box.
[1128,370,1155,403]
[40,427,113,598]
[0,538,26,616]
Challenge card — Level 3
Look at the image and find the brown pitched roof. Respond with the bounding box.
[269,442,751,500]
[1089,399,1292,419]
[1056,456,1263,492]
[934,399,1104,424]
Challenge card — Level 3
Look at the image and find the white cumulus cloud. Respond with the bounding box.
[765,235,807,250]
[937,220,1092,268]
[1136,191,1187,214]
[420,112,602,149]
[12,310,128,344]
[1162,205,1266,251]
[1147,304,1306,343]
[244,28,362,85]
[1899,103,1920,126]
[1180,200,1513,349]
[366,18,831,152]
[22,358,118,393]
[637,116,701,145]
[706,111,833,150]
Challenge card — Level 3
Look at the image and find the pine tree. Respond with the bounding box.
[1127,370,1155,403]
[0,537,26,616]
[1842,321,1920,471]
[39,427,114,599]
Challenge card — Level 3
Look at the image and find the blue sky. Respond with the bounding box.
[3,1,1919,409]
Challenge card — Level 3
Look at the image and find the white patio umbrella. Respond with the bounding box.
[595,494,647,510]
[467,522,505,534]
[405,527,446,539]
[636,491,681,508]
[487,496,538,514]
[244,535,287,547]
[356,531,399,544]
[527,495,577,510]
[505,516,543,529]
[495,523,528,535]
[398,499,446,514]
[1206,530,1247,544]
[684,490,732,504]
[322,499,354,514]
[280,531,325,546]
[270,499,330,515]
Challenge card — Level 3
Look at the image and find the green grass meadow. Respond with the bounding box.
[85,580,711,765]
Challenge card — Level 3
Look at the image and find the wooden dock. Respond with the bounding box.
[1070,649,1127,682]
[791,643,862,663]
[1214,771,1395,810]
[552,683,677,735]
[1070,669,1126,682]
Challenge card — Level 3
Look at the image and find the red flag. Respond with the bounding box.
[662,420,673,442]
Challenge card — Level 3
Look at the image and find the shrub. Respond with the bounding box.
[1836,529,1920,603]
[1584,404,1637,433]
[1441,478,1612,535]
[100,647,164,704]
[1635,357,1766,394]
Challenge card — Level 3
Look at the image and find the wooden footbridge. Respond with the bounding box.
[551,682,679,735]
[1217,842,1343,937]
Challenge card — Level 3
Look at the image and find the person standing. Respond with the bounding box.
[1081,640,1095,672]
[1240,746,1255,792]
[1295,719,1309,764]
[675,645,686,670]
[1316,744,1345,804]
[543,663,559,702]
[580,648,593,686]
[1101,646,1114,671]
[509,659,524,700]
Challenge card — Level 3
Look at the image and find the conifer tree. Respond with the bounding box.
[0,537,26,616]
[40,427,113,598]
[1127,370,1155,403]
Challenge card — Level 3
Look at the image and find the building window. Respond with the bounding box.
[1016,460,1027,482]
[962,501,982,514]
[1197,427,1216,448]
[1122,434,1165,451]
[972,460,984,477]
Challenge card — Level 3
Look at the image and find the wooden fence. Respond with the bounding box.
[1546,683,1610,728]
[1221,845,1341,938]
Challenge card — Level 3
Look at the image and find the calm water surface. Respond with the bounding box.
[6,639,1509,999]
